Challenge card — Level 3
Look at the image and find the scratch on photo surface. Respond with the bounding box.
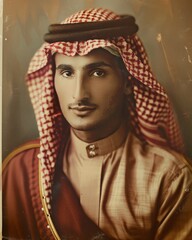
[157,33,176,84]
[185,46,192,64]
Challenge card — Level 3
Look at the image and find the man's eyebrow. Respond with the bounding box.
[84,61,113,69]
[56,62,113,70]
[56,64,72,69]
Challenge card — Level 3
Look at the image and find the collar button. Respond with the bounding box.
[86,144,98,158]
[89,150,96,157]
[89,144,96,150]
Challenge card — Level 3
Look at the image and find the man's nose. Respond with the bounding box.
[73,74,89,100]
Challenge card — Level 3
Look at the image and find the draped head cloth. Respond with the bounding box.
[26,8,184,209]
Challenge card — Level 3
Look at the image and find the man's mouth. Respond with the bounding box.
[68,103,97,116]
[69,105,96,110]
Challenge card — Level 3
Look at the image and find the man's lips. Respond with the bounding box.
[69,105,96,111]
[68,103,97,116]
[68,102,97,110]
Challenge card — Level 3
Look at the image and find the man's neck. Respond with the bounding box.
[71,116,127,143]
[72,121,122,143]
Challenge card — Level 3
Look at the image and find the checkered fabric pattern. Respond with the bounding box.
[26,8,184,210]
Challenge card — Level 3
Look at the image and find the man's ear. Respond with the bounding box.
[124,77,132,95]
[124,85,132,95]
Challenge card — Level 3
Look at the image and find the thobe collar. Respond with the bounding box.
[70,122,128,159]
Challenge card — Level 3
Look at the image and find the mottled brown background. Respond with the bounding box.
[2,0,192,158]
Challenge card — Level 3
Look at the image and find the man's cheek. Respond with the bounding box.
[104,95,118,113]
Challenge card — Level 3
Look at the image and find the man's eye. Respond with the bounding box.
[92,70,105,77]
[60,70,73,78]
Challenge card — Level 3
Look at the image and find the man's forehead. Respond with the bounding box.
[54,48,119,66]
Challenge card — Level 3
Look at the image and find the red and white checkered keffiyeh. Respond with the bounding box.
[26,8,184,209]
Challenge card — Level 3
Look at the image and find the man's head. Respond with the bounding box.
[54,48,130,140]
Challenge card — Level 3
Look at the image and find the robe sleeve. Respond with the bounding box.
[155,157,192,240]
[2,141,41,240]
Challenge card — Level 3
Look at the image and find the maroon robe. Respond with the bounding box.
[2,140,43,239]
[2,140,110,240]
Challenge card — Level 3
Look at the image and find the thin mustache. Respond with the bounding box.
[68,101,97,109]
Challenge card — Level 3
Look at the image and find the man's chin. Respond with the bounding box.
[68,118,102,132]
[70,124,95,132]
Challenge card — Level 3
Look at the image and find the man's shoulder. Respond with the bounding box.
[128,134,192,200]
[129,133,192,173]
[2,139,40,173]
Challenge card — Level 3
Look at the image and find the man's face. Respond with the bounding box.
[54,48,127,138]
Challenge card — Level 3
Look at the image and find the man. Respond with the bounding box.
[2,8,192,240]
